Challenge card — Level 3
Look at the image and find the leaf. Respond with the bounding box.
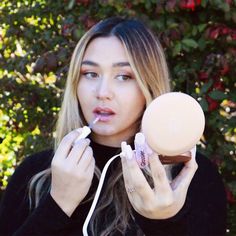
[199,97,209,112]
[66,0,75,10]
[198,37,207,51]
[198,24,207,33]
[201,0,207,7]
[182,44,190,52]
[208,90,228,100]
[201,79,213,94]
[221,3,230,12]
[173,42,181,56]
[192,27,198,36]
[182,39,198,48]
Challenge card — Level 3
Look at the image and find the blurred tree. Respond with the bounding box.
[0,0,235,234]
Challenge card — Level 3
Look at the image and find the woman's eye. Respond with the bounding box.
[116,75,132,81]
[83,72,99,79]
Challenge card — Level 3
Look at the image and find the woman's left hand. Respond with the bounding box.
[121,142,198,219]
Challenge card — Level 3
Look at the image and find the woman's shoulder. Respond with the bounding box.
[195,151,220,176]
[1,150,54,202]
[192,151,225,190]
[23,149,54,169]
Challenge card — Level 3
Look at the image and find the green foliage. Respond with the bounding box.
[0,0,235,234]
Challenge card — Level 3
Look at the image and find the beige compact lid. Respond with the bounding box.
[141,92,205,156]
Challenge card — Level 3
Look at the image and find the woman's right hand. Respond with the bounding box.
[50,129,95,217]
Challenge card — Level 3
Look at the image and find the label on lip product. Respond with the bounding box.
[134,133,149,168]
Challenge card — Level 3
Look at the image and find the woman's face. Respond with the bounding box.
[77,36,146,147]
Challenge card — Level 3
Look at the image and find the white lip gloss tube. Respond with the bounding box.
[76,126,92,141]
[134,132,149,169]
[74,117,100,145]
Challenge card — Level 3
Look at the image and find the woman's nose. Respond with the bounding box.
[96,78,114,100]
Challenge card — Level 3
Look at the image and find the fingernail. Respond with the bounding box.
[121,141,127,148]
[85,138,91,145]
[73,138,90,146]
[76,128,82,133]
[73,139,82,146]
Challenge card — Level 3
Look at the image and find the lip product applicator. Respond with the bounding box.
[74,116,100,143]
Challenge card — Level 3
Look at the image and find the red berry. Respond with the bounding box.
[199,71,209,81]
[210,28,220,39]
[225,187,236,204]
[179,0,197,11]
[206,96,219,111]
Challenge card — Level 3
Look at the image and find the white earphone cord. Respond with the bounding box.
[82,153,121,236]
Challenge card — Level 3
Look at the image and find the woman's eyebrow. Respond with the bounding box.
[81,60,130,67]
[81,60,99,66]
[112,62,130,67]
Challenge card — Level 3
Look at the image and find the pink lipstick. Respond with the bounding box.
[93,107,115,122]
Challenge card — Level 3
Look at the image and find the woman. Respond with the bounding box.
[0,17,226,236]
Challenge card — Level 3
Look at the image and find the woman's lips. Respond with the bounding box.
[93,107,115,122]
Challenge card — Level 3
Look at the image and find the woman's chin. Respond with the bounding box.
[91,127,117,137]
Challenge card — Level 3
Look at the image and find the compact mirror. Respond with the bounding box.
[141,92,205,163]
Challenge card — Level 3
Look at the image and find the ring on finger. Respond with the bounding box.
[127,187,135,193]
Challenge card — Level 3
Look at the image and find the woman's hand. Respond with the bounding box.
[50,129,95,217]
[121,142,198,219]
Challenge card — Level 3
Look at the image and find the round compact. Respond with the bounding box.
[141,92,205,161]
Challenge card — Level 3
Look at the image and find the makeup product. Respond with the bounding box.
[134,133,149,168]
[74,116,100,144]
[141,92,205,164]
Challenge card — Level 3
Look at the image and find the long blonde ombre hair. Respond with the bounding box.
[29,17,171,235]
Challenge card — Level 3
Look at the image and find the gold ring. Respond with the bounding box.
[127,187,135,193]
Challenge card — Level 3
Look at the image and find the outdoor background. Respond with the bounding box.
[0,0,235,234]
